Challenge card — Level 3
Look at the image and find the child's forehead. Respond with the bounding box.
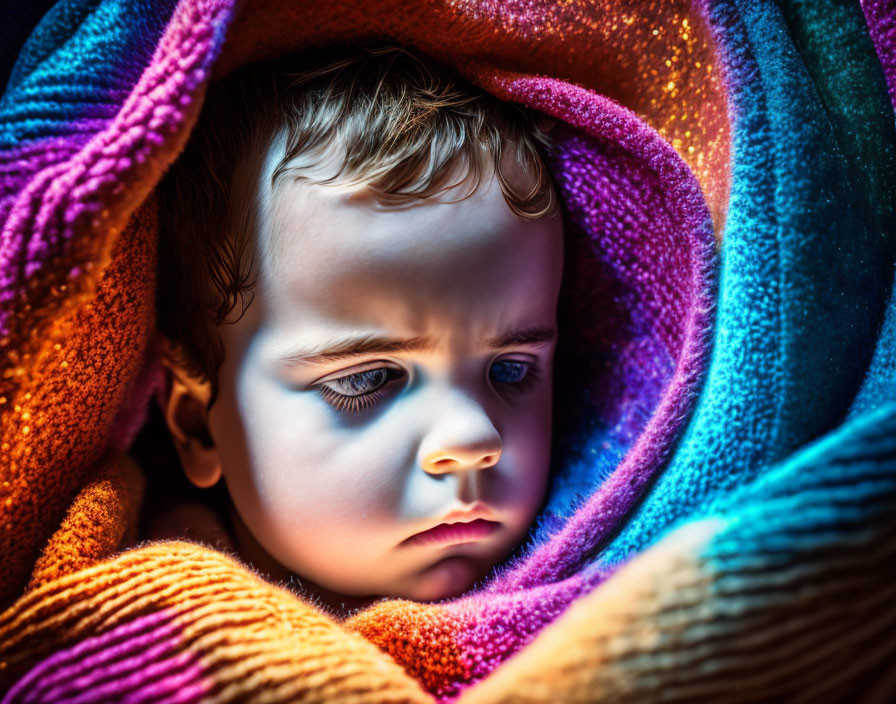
[246,171,563,343]
[262,165,514,267]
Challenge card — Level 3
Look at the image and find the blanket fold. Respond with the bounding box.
[1,0,895,701]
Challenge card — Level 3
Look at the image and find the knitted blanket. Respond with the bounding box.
[2,0,895,701]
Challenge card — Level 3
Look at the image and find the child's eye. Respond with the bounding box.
[490,359,528,384]
[315,358,541,414]
[490,359,540,393]
[315,367,404,414]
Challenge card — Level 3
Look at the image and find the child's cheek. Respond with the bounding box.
[494,383,554,512]
[231,360,407,526]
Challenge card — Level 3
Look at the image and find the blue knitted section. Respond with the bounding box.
[598,0,896,566]
[702,399,896,583]
[0,0,178,148]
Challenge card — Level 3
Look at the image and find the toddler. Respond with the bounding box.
[153,41,564,615]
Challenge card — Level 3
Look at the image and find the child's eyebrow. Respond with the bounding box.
[274,324,557,368]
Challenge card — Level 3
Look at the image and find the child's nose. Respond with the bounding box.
[421,443,502,475]
[417,392,503,475]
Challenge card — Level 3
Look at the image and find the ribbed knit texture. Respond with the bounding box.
[1,0,895,702]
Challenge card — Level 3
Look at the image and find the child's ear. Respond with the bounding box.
[156,340,222,489]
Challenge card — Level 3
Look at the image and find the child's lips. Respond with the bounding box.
[402,518,502,547]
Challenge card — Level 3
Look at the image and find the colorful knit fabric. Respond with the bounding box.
[1,0,895,701]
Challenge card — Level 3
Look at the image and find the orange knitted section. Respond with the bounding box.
[0,542,434,703]
[0,200,158,608]
[26,452,145,593]
[345,600,470,695]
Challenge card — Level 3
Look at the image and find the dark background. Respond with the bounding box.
[1,0,59,96]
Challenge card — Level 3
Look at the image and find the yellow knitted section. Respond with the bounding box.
[456,518,896,704]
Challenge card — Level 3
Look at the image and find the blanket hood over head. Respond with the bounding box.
[1,1,896,702]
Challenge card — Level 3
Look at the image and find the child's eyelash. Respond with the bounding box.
[317,385,386,414]
[315,359,541,414]
[315,367,404,414]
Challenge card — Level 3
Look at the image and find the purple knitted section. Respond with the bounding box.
[0,137,92,219]
[451,571,605,694]
[862,0,896,110]
[477,75,717,592]
[2,609,211,704]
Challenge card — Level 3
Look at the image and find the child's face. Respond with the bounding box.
[205,164,564,602]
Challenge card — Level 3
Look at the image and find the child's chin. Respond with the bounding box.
[408,555,481,603]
